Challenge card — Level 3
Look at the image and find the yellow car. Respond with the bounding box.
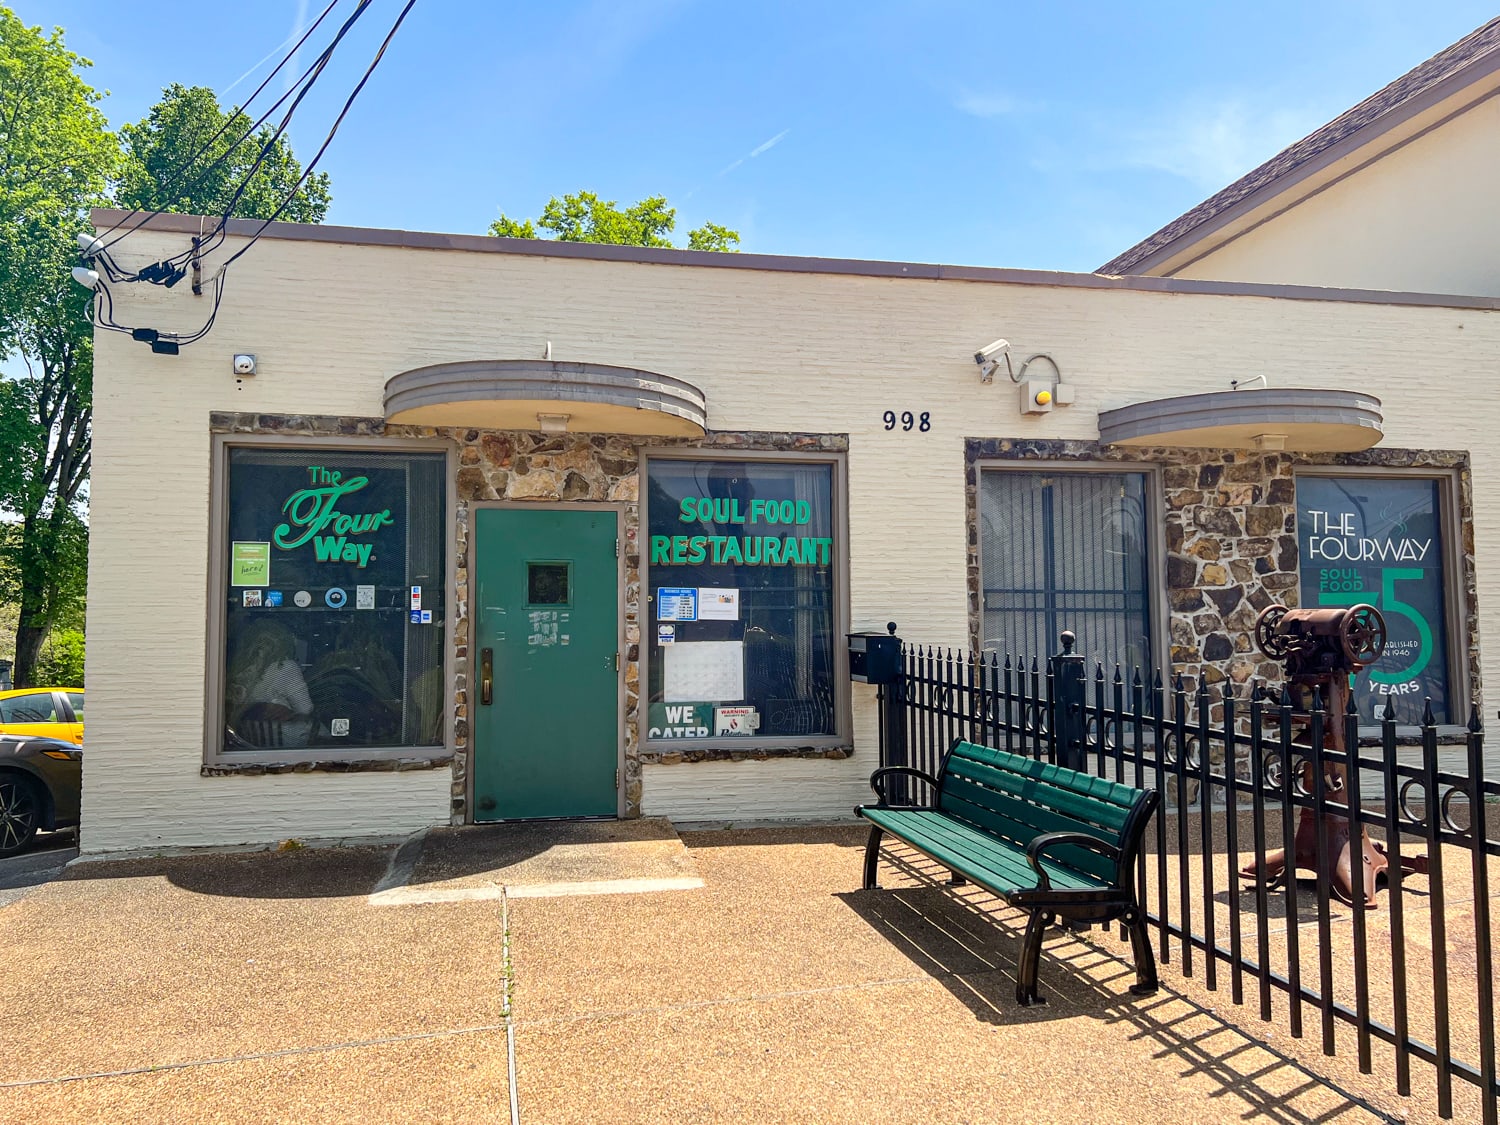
[0,688,84,746]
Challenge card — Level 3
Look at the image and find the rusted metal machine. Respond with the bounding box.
[1240,603,1390,907]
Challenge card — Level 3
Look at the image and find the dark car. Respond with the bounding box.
[0,735,81,857]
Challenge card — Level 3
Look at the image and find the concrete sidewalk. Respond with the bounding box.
[0,823,1404,1123]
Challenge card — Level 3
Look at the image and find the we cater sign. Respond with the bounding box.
[275,465,394,568]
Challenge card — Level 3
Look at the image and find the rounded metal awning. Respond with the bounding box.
[1097,388,1382,452]
[384,359,707,436]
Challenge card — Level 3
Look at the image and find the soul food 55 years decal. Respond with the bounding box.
[1296,476,1450,723]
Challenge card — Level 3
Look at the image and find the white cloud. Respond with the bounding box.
[1120,99,1323,190]
[953,92,1023,119]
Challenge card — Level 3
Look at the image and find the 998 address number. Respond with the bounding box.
[883,410,931,432]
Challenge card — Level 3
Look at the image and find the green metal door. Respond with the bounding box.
[473,507,618,820]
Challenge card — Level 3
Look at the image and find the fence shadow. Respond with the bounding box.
[841,841,1396,1124]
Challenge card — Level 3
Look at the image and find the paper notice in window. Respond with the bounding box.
[697,588,739,621]
[231,542,270,587]
[657,587,697,621]
[663,641,744,703]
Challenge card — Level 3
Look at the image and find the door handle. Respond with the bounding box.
[480,647,494,706]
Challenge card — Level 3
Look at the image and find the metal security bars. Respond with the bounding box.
[876,638,1498,1124]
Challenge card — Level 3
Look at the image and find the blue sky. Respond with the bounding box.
[17,1,1500,272]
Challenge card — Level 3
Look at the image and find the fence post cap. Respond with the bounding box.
[1060,630,1076,655]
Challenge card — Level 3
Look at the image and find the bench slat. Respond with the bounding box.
[945,745,1136,832]
[908,814,1102,893]
[952,741,1143,809]
[940,768,1125,840]
[939,789,1119,883]
[860,808,1100,894]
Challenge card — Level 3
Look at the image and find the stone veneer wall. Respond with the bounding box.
[964,439,1479,725]
[210,414,847,823]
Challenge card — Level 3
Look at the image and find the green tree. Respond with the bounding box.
[35,626,83,686]
[490,191,739,251]
[0,10,112,686]
[116,83,332,222]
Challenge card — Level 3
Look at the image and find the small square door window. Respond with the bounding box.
[528,562,571,605]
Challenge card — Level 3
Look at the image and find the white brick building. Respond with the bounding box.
[80,208,1500,853]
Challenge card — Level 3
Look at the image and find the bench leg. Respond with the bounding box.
[1015,910,1052,1006]
[948,871,967,886]
[862,825,884,890]
[1125,909,1159,996]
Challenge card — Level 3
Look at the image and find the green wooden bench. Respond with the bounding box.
[855,739,1160,1005]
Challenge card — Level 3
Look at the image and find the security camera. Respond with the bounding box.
[974,338,1013,383]
[974,338,1011,364]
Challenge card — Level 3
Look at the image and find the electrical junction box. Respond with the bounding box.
[1020,379,1054,414]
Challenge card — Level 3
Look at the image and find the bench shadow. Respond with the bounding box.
[840,841,1394,1124]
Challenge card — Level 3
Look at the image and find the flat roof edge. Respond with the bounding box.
[89,208,1500,312]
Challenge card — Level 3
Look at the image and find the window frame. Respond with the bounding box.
[203,433,457,766]
[974,460,1169,672]
[639,447,851,753]
[1292,465,1469,728]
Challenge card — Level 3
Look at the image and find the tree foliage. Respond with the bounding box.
[490,191,739,252]
[0,10,115,353]
[0,9,112,686]
[116,83,332,222]
[35,626,84,686]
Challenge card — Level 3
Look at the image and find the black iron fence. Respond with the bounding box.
[875,636,1499,1124]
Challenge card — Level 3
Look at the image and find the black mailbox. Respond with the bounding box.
[848,628,900,685]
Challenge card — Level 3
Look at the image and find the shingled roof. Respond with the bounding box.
[1098,17,1500,276]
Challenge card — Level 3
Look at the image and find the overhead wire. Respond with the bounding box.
[90,0,419,349]
[168,0,378,268]
[216,0,418,273]
[113,0,376,278]
[93,0,347,263]
[87,2,359,287]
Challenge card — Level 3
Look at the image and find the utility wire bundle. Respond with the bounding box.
[72,0,418,353]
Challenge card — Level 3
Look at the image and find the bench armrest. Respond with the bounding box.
[867,766,940,806]
[1024,831,1122,891]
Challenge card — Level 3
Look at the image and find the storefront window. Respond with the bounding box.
[645,458,838,741]
[220,447,446,753]
[979,469,1153,667]
[1296,475,1451,724]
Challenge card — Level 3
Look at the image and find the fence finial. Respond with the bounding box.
[1060,630,1076,655]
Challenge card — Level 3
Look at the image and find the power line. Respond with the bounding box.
[94,0,348,261]
[81,0,421,353]
[160,0,378,268]
[217,0,418,272]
